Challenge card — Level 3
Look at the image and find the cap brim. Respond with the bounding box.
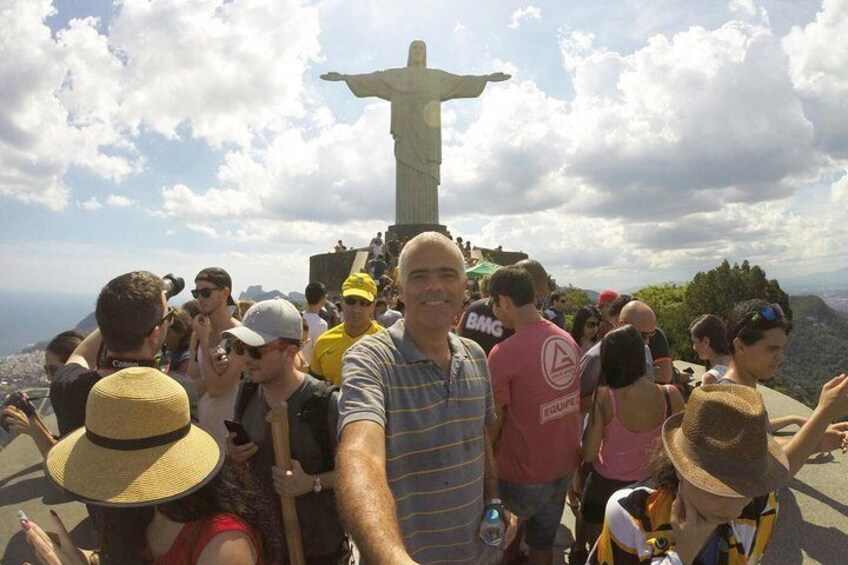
[662,413,790,498]
[344,289,375,302]
[45,424,223,507]
[222,325,276,347]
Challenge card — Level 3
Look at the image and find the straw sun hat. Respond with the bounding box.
[46,367,223,507]
[662,384,790,498]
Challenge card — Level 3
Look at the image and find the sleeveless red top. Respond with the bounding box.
[143,513,263,564]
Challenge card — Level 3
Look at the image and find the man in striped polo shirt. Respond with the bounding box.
[336,232,513,564]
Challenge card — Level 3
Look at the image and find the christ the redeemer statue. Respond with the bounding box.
[321,40,510,226]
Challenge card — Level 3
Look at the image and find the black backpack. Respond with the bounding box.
[235,378,339,470]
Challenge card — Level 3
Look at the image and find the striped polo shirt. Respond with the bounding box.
[339,320,495,564]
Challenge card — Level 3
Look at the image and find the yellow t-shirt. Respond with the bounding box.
[310,321,383,386]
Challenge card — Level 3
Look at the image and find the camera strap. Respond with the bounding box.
[104,357,157,370]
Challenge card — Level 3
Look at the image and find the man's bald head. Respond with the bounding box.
[619,300,657,335]
[515,259,549,298]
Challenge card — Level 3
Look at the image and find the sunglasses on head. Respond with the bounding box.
[344,296,373,307]
[191,287,221,299]
[229,338,300,360]
[145,307,175,336]
[748,303,785,324]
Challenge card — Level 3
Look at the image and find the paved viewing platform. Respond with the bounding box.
[2,365,845,563]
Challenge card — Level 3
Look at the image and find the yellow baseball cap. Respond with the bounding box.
[342,273,377,302]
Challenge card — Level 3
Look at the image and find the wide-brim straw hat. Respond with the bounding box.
[46,367,223,507]
[662,384,790,498]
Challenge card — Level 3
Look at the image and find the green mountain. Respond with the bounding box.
[772,295,848,408]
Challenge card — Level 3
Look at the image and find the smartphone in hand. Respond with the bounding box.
[224,419,251,446]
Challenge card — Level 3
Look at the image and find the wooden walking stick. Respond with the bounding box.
[267,401,307,565]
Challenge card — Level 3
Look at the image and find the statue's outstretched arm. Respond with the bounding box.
[320,70,394,100]
[320,72,347,81]
[486,72,511,82]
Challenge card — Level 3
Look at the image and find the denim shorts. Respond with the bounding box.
[499,475,570,550]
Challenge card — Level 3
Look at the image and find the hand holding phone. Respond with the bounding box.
[224,419,251,446]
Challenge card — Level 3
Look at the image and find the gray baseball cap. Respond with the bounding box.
[222,298,302,346]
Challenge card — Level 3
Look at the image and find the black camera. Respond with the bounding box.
[162,273,185,300]
[1,391,36,433]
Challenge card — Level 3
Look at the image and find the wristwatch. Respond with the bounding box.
[312,474,323,493]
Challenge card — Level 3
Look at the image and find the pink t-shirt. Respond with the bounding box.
[489,320,582,483]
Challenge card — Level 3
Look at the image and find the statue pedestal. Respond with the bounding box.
[386,223,450,242]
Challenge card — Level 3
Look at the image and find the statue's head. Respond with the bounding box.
[407,40,427,68]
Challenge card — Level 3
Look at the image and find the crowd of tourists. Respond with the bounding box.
[3,231,848,565]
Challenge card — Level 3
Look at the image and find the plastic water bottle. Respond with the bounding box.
[479,507,505,546]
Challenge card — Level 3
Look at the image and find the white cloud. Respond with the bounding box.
[106,194,134,207]
[783,0,848,156]
[109,0,322,147]
[558,29,598,71]
[832,171,848,204]
[561,21,816,219]
[0,1,135,210]
[160,102,396,225]
[0,0,322,210]
[728,0,769,25]
[186,223,219,238]
[439,21,816,226]
[508,6,542,30]
[79,197,103,211]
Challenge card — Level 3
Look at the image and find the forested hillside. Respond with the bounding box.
[776,295,848,407]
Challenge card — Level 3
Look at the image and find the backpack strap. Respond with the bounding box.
[235,380,259,422]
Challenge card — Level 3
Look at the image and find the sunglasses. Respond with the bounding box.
[640,329,657,342]
[44,364,60,377]
[145,307,175,336]
[748,303,785,324]
[230,338,300,360]
[585,321,599,329]
[191,287,221,299]
[344,296,373,307]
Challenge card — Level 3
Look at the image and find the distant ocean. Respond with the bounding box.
[0,292,95,356]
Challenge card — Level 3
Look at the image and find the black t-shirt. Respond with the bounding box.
[50,364,100,437]
[368,259,388,280]
[457,298,514,355]
[238,375,344,561]
[50,363,199,437]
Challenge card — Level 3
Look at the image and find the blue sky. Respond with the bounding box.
[1,0,847,298]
